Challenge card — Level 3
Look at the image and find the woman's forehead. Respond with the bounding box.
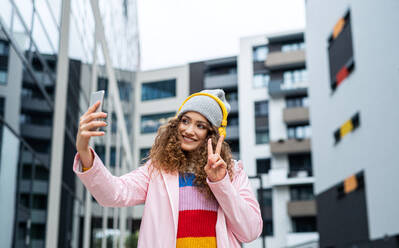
[183,111,208,123]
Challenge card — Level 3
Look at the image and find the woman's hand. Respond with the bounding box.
[205,135,227,182]
[76,101,107,168]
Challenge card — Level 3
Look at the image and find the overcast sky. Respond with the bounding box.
[137,0,306,71]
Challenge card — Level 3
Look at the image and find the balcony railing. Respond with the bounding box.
[270,138,311,155]
[268,80,308,98]
[265,49,306,70]
[204,73,237,89]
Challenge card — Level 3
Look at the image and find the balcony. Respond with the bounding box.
[269,168,314,186]
[265,50,306,70]
[21,98,52,112]
[20,123,52,140]
[270,138,311,155]
[283,107,309,125]
[268,80,308,98]
[23,70,54,87]
[21,150,50,165]
[287,200,317,217]
[204,73,237,89]
[286,232,319,248]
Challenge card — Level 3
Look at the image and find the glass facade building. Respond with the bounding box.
[0,0,140,247]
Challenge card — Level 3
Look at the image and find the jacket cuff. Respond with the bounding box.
[73,147,101,178]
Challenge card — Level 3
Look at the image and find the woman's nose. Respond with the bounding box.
[185,124,195,134]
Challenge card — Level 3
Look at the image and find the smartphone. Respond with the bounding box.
[89,90,105,131]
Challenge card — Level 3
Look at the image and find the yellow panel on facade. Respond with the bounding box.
[340,119,353,139]
[333,18,345,39]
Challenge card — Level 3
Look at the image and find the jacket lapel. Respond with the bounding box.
[161,171,179,235]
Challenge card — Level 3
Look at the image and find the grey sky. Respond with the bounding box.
[137,0,306,70]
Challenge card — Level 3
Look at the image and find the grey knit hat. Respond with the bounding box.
[178,89,231,127]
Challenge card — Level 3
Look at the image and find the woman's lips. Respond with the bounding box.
[183,135,196,142]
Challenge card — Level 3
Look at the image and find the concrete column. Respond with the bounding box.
[112,129,120,248]
[45,0,71,246]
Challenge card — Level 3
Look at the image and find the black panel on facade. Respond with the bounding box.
[316,171,369,247]
[328,11,354,90]
[189,62,205,94]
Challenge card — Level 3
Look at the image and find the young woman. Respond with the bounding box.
[73,89,262,247]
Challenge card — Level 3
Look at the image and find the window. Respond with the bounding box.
[118,80,132,101]
[256,158,271,174]
[287,124,311,139]
[253,73,270,88]
[227,139,239,154]
[0,40,9,55]
[225,91,238,102]
[110,147,116,167]
[283,68,308,89]
[0,70,7,84]
[140,112,175,134]
[227,113,239,126]
[257,189,273,236]
[141,79,176,101]
[281,41,305,52]
[140,148,151,163]
[255,101,269,144]
[290,184,314,201]
[286,95,309,108]
[97,78,132,101]
[253,45,268,62]
[292,217,317,233]
[32,194,47,209]
[31,223,46,239]
[111,113,117,133]
[288,153,312,177]
[255,101,268,116]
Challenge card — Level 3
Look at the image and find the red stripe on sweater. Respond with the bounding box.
[177,210,217,238]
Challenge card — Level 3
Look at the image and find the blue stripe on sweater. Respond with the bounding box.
[179,173,195,187]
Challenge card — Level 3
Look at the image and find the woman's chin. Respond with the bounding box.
[181,144,198,152]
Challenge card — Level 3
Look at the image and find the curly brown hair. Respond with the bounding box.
[147,114,234,199]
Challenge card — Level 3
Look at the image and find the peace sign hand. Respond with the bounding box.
[205,135,227,182]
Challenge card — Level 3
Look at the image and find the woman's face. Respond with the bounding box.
[178,111,210,152]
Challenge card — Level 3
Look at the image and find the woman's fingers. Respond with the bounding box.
[207,138,214,157]
[80,121,107,131]
[80,112,107,125]
[215,135,224,155]
[80,130,105,138]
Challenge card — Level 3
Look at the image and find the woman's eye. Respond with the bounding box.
[197,124,205,129]
[182,119,189,124]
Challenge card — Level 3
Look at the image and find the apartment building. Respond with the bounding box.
[189,57,240,159]
[306,1,399,247]
[239,31,318,248]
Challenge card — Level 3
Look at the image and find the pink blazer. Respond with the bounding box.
[73,149,262,247]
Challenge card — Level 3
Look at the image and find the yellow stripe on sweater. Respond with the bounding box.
[176,237,216,248]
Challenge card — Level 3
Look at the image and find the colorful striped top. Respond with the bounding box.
[176,173,218,248]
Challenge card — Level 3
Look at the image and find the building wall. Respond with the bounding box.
[306,0,399,243]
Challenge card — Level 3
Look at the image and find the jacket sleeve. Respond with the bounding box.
[207,160,263,243]
[73,147,150,207]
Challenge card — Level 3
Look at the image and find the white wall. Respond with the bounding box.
[306,0,399,240]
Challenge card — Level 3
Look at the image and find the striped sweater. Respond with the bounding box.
[176,173,218,247]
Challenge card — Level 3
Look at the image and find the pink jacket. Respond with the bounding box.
[73,149,262,247]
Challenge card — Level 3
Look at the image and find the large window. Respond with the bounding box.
[286,95,309,108]
[255,101,269,144]
[141,112,175,134]
[253,45,268,62]
[256,158,271,174]
[283,68,308,89]
[281,41,305,52]
[0,69,7,84]
[287,124,311,139]
[97,77,132,101]
[0,40,9,55]
[253,73,270,88]
[290,184,314,201]
[227,113,239,126]
[139,148,151,163]
[288,153,312,177]
[257,189,273,236]
[292,217,317,233]
[141,79,176,101]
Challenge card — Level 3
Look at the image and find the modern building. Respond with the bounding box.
[0,0,140,248]
[189,57,240,159]
[132,65,189,221]
[305,0,399,247]
[239,31,318,248]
